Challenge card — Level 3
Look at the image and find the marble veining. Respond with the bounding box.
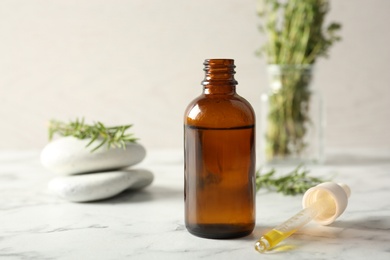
[1,150,390,259]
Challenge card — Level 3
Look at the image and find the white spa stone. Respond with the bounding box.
[48,169,154,202]
[40,137,146,175]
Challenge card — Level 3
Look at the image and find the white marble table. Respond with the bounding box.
[1,149,390,259]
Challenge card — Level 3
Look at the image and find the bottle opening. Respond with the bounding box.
[202,59,237,86]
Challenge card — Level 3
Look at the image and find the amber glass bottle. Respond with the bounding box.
[184,59,256,239]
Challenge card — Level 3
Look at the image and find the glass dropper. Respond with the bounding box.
[255,182,351,253]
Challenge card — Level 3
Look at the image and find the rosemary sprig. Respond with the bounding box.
[48,118,138,152]
[257,0,341,65]
[255,165,329,195]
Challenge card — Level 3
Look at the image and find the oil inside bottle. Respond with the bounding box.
[184,124,255,239]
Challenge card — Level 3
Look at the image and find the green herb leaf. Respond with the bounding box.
[48,118,138,152]
[255,165,329,195]
[257,0,341,64]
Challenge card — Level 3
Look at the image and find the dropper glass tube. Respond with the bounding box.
[255,193,336,253]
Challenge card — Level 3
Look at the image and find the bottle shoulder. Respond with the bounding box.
[184,94,255,128]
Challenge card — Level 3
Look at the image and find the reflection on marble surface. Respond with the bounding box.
[1,149,390,259]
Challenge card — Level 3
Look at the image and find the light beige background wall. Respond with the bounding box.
[1,0,389,151]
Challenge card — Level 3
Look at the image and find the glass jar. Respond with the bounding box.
[259,64,324,165]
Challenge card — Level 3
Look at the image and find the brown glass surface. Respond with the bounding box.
[184,59,256,239]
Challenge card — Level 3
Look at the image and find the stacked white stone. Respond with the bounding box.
[40,137,153,202]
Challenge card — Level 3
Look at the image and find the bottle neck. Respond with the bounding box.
[201,59,237,95]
